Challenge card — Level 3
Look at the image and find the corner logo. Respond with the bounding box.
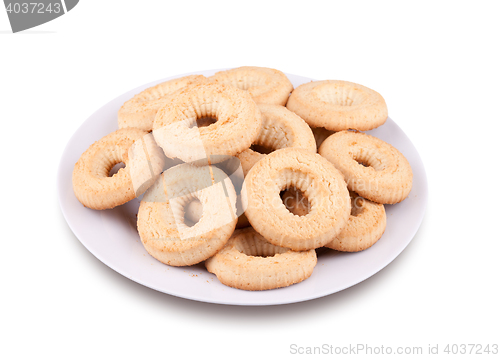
[3,0,79,33]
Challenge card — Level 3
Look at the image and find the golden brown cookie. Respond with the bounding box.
[118,75,206,131]
[72,128,165,210]
[205,228,317,291]
[237,104,316,176]
[319,131,413,204]
[325,192,386,252]
[242,148,351,251]
[209,66,293,106]
[152,82,262,165]
[287,80,387,131]
[137,164,237,266]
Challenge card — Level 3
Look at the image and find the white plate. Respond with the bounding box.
[57,69,428,306]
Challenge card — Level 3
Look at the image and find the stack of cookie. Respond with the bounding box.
[72,66,413,291]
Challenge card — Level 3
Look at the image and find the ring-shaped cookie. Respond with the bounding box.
[137,164,237,266]
[209,66,293,106]
[319,131,413,204]
[237,104,316,176]
[118,75,206,131]
[152,82,262,165]
[325,192,386,252]
[287,80,387,131]
[242,148,351,251]
[205,228,317,291]
[72,128,165,210]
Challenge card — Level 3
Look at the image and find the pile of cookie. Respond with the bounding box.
[72,67,413,291]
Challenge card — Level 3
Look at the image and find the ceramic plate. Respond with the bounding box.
[57,69,428,305]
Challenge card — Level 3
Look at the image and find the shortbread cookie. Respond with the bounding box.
[242,148,350,251]
[325,192,386,252]
[72,128,165,210]
[209,66,293,106]
[137,164,237,266]
[319,131,413,204]
[152,82,262,164]
[205,228,317,291]
[118,75,206,131]
[237,104,316,176]
[287,80,387,131]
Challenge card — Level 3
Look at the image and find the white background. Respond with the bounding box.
[1,1,499,357]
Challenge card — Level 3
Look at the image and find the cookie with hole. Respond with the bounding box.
[205,228,317,291]
[72,128,165,210]
[286,80,387,131]
[242,148,351,251]
[319,130,413,204]
[118,75,207,132]
[209,66,293,106]
[137,163,238,267]
[152,82,262,165]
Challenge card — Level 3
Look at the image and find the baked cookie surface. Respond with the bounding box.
[325,192,386,252]
[319,130,413,204]
[72,128,165,210]
[118,75,206,131]
[287,80,387,131]
[205,228,317,291]
[243,148,351,251]
[138,164,238,266]
[209,66,293,106]
[237,104,316,176]
[153,82,262,164]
